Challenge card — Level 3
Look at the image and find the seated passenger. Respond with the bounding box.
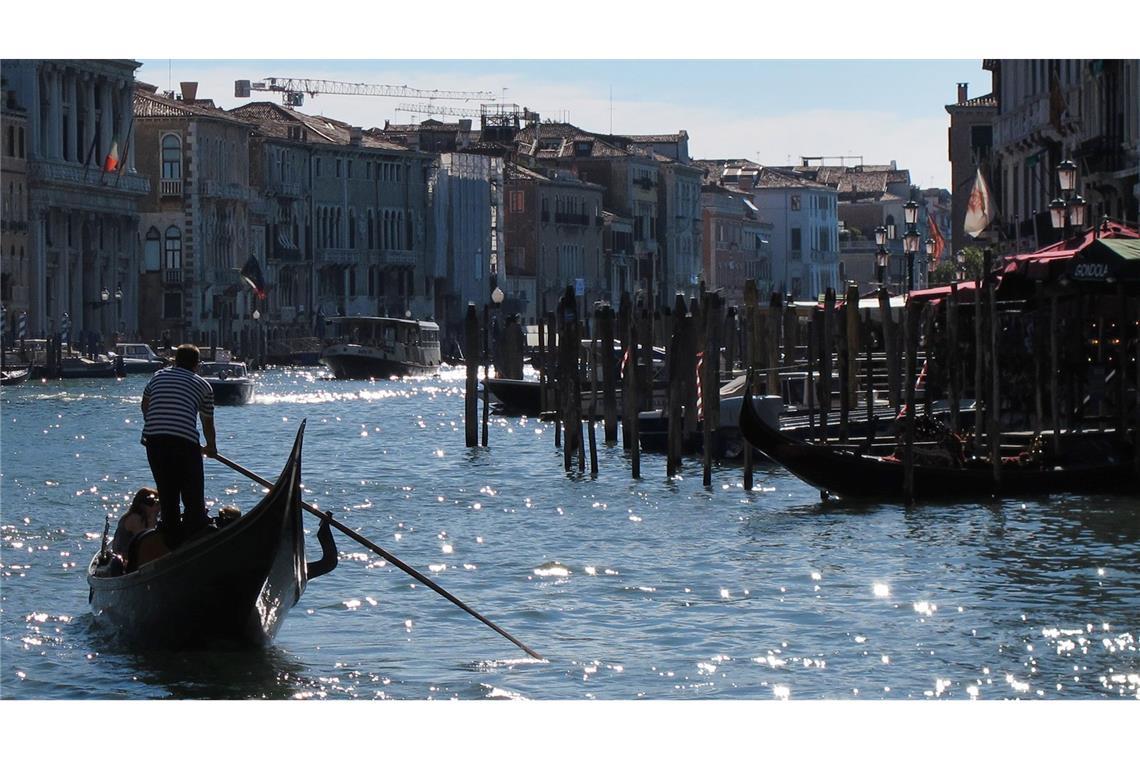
[111,487,160,557]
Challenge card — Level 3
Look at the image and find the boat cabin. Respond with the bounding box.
[325,316,440,351]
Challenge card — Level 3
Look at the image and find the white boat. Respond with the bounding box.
[320,316,441,380]
[111,343,168,374]
[199,360,255,405]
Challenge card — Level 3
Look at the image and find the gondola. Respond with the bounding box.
[87,421,315,648]
[738,382,1137,501]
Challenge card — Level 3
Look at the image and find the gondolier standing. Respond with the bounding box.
[141,344,217,548]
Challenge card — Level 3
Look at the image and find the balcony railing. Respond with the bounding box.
[28,159,150,195]
[554,212,590,226]
[199,180,252,201]
[163,269,183,284]
[266,180,304,198]
[160,178,182,197]
[316,248,358,266]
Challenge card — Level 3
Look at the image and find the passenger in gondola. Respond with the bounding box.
[111,487,161,558]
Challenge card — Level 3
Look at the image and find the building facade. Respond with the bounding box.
[701,161,840,300]
[986,59,1139,250]
[1,76,30,338]
[944,82,998,255]
[3,59,149,342]
[231,102,435,335]
[701,183,772,305]
[430,151,505,335]
[134,83,256,347]
[503,162,604,323]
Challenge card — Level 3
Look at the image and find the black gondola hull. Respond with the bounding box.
[87,423,307,647]
[739,383,1136,501]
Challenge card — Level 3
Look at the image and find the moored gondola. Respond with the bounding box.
[87,421,321,648]
[738,381,1137,501]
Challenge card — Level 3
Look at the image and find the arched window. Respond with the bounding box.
[164,226,182,270]
[144,227,161,271]
[161,135,181,179]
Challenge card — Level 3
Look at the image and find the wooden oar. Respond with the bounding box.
[214,453,543,660]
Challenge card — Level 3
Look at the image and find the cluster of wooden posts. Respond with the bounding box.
[463,260,1138,502]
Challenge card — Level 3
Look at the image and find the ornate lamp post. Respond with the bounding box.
[252,308,261,369]
[955,249,967,280]
[874,225,889,287]
[902,200,920,295]
[925,237,937,284]
[1049,159,1088,242]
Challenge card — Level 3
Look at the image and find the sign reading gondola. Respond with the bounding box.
[1071,262,1110,281]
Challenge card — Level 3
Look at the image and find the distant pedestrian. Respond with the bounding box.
[140,344,217,548]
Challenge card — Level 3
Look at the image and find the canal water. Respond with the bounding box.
[1,368,1137,702]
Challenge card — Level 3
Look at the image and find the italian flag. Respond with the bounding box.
[103,139,120,173]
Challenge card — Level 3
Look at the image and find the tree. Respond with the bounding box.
[928,246,986,285]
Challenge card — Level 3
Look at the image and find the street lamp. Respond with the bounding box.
[1050,160,1089,242]
[252,308,261,369]
[900,200,922,294]
[903,228,920,294]
[874,225,889,287]
[955,249,967,280]
[925,237,937,278]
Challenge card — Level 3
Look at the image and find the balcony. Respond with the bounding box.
[160,178,182,197]
[28,159,150,195]
[316,247,358,266]
[163,269,183,284]
[554,212,590,226]
[199,180,253,202]
[266,180,304,198]
[375,249,415,267]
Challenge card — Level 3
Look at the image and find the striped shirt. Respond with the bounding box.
[141,366,214,445]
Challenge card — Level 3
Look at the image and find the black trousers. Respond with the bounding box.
[145,435,208,546]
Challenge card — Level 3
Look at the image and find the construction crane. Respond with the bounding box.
[394,102,483,119]
[234,77,496,108]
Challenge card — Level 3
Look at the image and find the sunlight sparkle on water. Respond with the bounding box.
[873,583,890,597]
[533,563,571,578]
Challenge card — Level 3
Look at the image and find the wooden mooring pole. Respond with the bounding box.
[464,304,479,448]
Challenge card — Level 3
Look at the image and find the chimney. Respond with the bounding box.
[349,126,362,146]
[957,83,968,104]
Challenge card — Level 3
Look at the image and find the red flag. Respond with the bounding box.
[103,138,120,173]
[239,254,267,299]
[927,213,946,262]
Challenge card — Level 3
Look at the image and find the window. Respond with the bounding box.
[163,291,182,321]
[790,194,801,210]
[336,159,341,178]
[510,191,525,213]
[164,226,182,270]
[791,227,802,253]
[818,228,828,251]
[144,227,161,271]
[161,135,181,179]
[315,158,321,177]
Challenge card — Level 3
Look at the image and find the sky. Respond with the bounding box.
[133,59,990,190]
[13,1,1136,198]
